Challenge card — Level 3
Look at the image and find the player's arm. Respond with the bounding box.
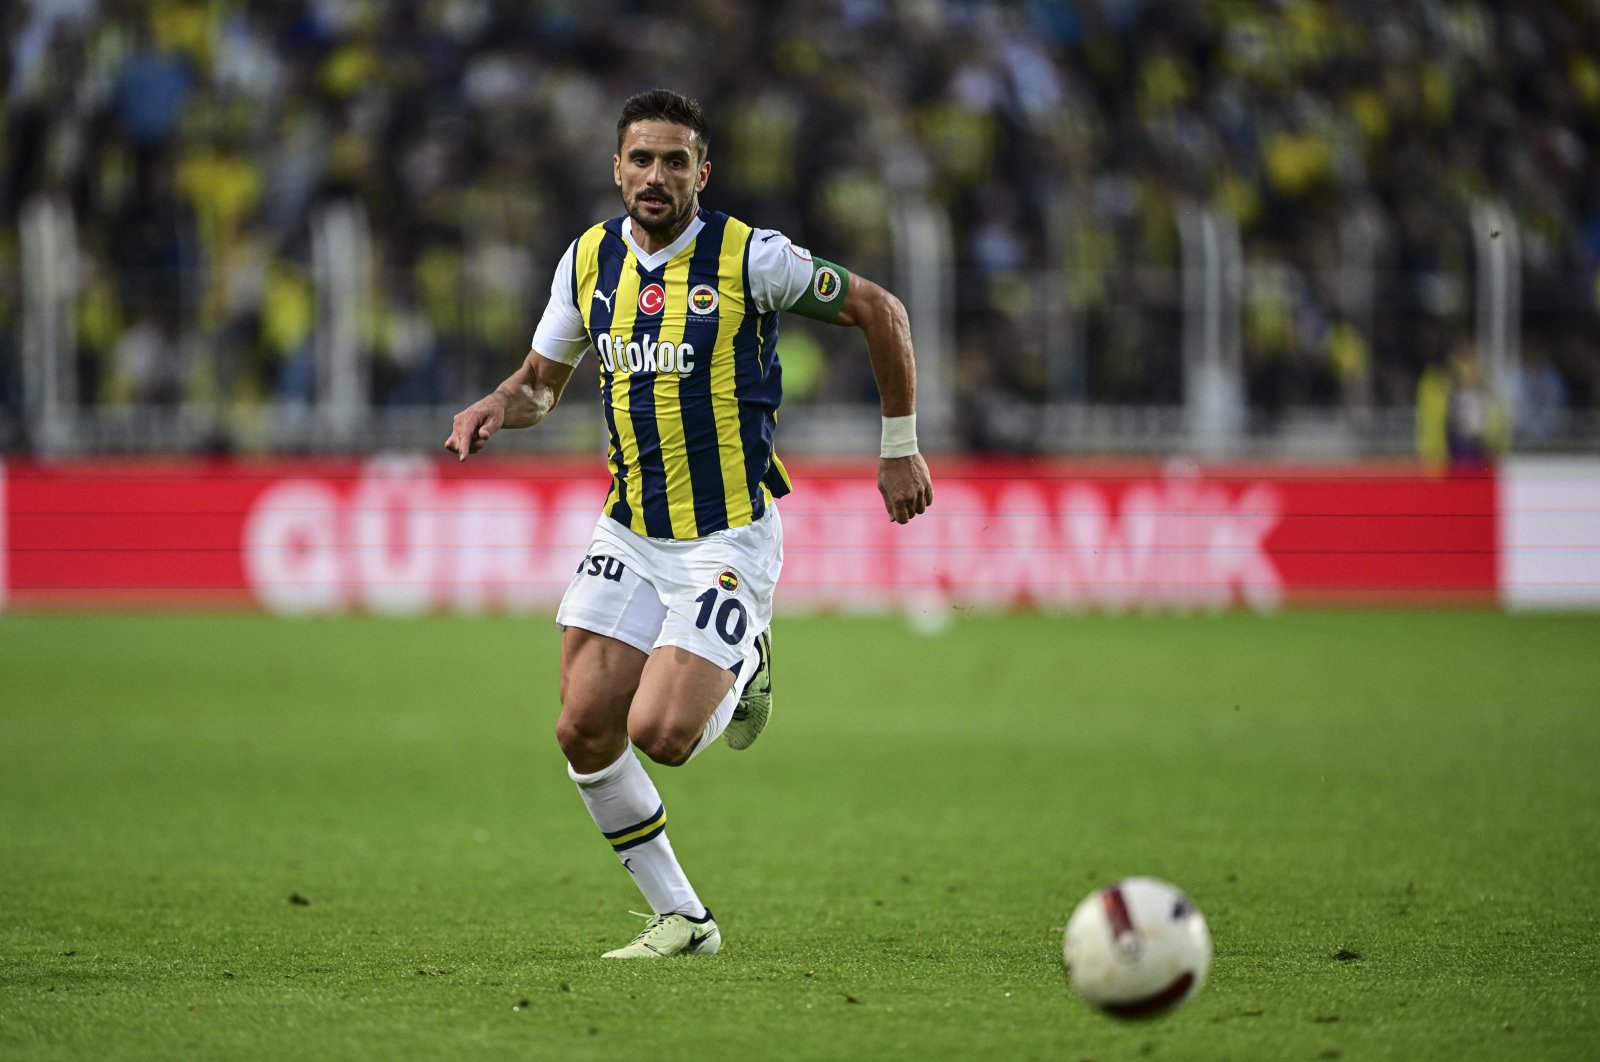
[789,261,933,524]
[445,350,575,461]
[448,239,588,460]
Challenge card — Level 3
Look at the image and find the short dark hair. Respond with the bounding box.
[616,89,710,162]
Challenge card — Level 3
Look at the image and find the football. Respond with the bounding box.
[1063,877,1212,1019]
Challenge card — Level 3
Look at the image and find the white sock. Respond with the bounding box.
[685,683,739,762]
[568,749,705,917]
[685,640,760,761]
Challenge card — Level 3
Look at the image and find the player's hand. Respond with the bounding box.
[879,453,933,524]
[445,392,508,461]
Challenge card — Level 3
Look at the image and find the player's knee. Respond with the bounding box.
[628,716,696,767]
[556,709,625,772]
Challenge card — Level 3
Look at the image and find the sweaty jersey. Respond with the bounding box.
[532,208,819,540]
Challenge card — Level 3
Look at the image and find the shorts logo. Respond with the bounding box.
[717,569,741,594]
[638,283,666,315]
[812,266,841,303]
[689,284,718,314]
[577,554,626,582]
[789,244,813,262]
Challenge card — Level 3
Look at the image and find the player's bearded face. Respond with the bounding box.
[616,121,708,239]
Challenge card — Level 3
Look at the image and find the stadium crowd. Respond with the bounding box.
[2,0,1597,449]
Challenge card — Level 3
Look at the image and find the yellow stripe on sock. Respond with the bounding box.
[607,808,667,849]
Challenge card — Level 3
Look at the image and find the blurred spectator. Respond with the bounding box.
[1511,339,1569,444]
[115,22,192,150]
[1417,334,1508,470]
[1,0,1596,447]
[110,306,186,405]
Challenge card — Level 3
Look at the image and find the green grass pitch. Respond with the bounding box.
[2,611,1598,1060]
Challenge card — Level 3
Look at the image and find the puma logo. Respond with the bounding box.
[592,288,616,311]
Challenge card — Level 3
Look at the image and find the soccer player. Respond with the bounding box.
[445,89,933,958]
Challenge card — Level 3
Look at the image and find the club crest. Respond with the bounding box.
[812,266,841,302]
[690,284,719,315]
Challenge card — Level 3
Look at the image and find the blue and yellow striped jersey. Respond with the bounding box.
[569,209,792,539]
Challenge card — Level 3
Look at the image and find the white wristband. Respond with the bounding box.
[880,414,918,458]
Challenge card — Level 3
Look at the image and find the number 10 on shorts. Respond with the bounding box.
[693,588,748,646]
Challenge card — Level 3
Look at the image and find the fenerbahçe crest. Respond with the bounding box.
[717,569,741,594]
[812,266,841,302]
[689,284,719,315]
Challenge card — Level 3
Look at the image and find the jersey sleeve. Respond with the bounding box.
[529,241,591,366]
[745,228,817,314]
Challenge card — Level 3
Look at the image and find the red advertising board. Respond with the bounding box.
[0,457,1498,612]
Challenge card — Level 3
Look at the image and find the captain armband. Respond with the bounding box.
[788,258,852,323]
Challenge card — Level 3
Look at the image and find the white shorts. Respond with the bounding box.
[556,508,783,675]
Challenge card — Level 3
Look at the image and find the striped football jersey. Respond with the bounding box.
[534,209,815,539]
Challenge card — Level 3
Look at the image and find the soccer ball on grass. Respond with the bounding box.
[1063,877,1211,1019]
